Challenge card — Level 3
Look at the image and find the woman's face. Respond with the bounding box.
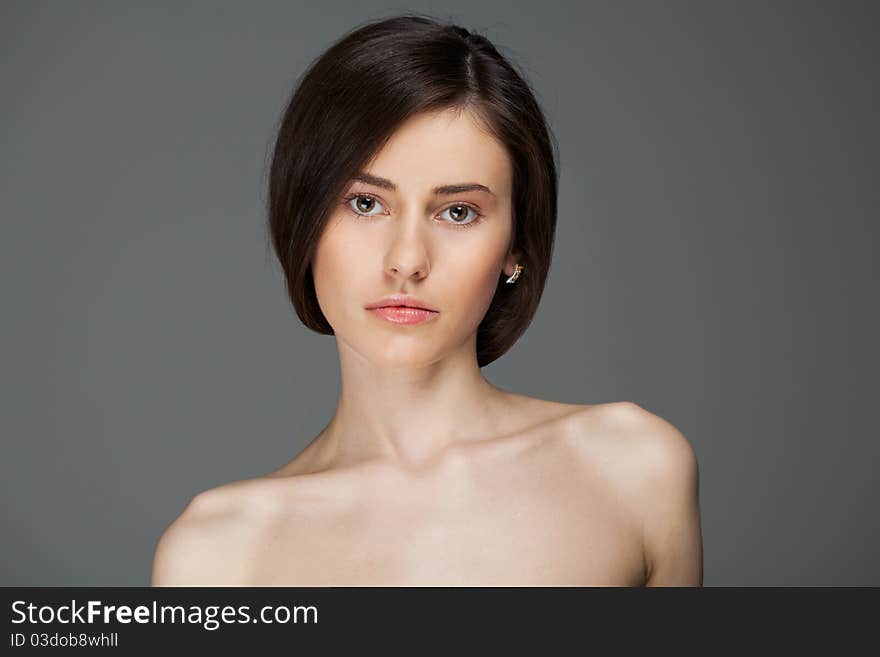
[312,108,519,367]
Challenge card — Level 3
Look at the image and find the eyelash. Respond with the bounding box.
[341,193,485,229]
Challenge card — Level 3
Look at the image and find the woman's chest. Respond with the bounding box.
[244,472,646,586]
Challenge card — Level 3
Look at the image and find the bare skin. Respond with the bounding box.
[151,107,703,586]
[151,397,702,586]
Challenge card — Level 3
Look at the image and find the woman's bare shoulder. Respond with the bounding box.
[570,400,702,584]
[150,478,273,586]
[567,401,697,480]
[606,401,692,458]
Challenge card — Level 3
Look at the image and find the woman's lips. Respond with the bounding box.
[368,306,439,325]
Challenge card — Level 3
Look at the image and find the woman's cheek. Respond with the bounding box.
[312,233,355,325]
[446,254,505,328]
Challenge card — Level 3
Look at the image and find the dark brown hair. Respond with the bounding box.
[267,13,558,368]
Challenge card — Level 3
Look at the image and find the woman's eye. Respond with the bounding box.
[347,194,385,216]
[438,204,480,226]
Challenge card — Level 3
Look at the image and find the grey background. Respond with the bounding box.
[2,1,877,586]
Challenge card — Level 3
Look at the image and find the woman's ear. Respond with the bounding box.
[502,249,523,278]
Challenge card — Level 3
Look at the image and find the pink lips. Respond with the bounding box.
[369,306,439,325]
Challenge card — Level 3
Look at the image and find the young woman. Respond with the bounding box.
[152,14,702,586]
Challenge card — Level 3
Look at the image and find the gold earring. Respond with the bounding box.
[505,263,523,284]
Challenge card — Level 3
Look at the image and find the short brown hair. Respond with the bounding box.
[267,13,559,367]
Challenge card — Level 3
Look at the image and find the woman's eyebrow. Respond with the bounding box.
[352,171,495,197]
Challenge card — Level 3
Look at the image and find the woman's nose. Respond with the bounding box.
[383,216,431,280]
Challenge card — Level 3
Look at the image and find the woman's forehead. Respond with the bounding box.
[359,110,512,196]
